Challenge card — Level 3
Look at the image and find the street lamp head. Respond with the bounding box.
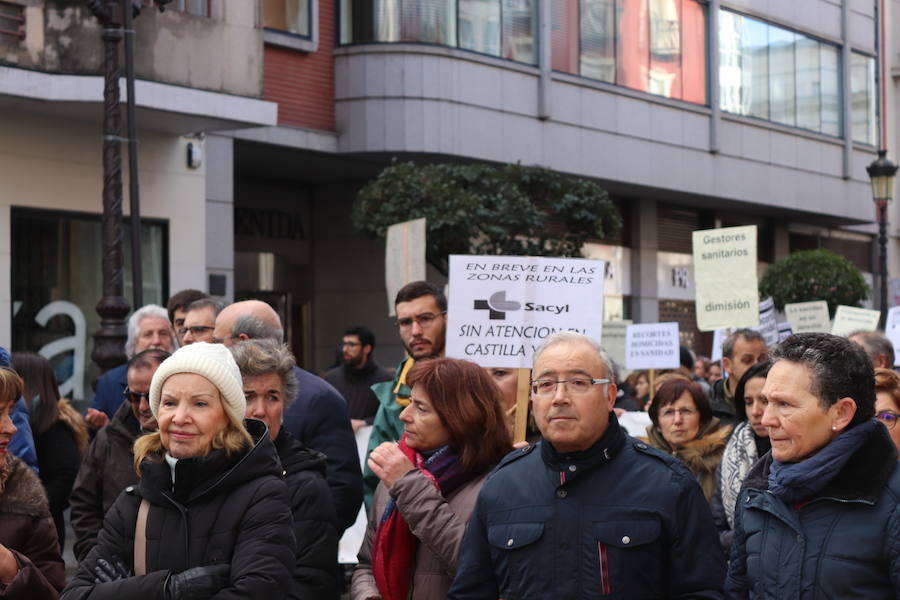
[867,149,899,207]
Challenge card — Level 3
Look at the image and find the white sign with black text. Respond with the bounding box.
[625,322,680,370]
[446,255,606,368]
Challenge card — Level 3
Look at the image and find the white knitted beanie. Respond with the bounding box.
[149,342,246,429]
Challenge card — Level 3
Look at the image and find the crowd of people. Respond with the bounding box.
[0,281,899,598]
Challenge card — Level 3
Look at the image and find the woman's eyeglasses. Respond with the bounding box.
[876,411,899,430]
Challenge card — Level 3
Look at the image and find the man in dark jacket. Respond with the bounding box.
[709,329,767,427]
[449,332,725,600]
[213,300,362,532]
[69,348,169,561]
[323,326,392,432]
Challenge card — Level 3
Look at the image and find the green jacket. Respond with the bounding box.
[362,357,414,511]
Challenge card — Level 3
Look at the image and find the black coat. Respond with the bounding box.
[273,428,339,600]
[449,416,726,600]
[61,419,296,600]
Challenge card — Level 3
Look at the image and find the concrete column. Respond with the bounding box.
[205,133,235,301]
[630,198,659,323]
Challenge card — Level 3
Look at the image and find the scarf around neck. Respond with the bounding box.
[768,419,879,504]
[371,435,469,600]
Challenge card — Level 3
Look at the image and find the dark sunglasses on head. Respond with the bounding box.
[123,388,150,404]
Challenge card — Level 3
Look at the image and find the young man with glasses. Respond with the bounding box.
[323,326,392,433]
[180,297,225,345]
[70,348,170,562]
[450,331,725,599]
[362,281,448,511]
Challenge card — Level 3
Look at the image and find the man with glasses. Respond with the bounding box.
[70,348,170,561]
[324,326,392,432]
[450,331,725,599]
[362,281,448,510]
[179,297,225,345]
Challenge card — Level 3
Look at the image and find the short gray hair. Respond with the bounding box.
[848,330,895,368]
[532,332,614,379]
[233,315,284,343]
[125,305,178,358]
[187,297,227,317]
[230,339,298,408]
[722,328,766,360]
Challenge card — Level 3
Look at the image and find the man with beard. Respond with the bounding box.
[69,348,169,561]
[324,326,392,432]
[362,281,447,510]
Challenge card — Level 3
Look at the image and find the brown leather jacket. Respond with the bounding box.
[351,469,487,600]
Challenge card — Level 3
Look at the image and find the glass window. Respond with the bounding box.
[795,35,820,132]
[740,16,768,120]
[649,0,681,98]
[718,10,742,113]
[851,52,877,146]
[768,27,795,126]
[503,0,536,64]
[263,0,311,37]
[11,209,168,410]
[680,0,705,104]
[580,0,615,83]
[459,0,500,55]
[820,45,841,137]
[617,0,649,93]
[553,0,580,74]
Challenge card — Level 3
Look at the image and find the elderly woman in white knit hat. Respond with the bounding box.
[61,342,296,600]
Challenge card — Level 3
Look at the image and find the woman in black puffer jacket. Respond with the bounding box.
[62,342,295,600]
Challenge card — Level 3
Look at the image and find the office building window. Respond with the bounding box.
[851,52,877,146]
[552,0,707,104]
[263,0,312,38]
[340,0,536,65]
[718,10,847,138]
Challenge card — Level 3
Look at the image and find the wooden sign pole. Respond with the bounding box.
[649,368,657,403]
[514,368,531,444]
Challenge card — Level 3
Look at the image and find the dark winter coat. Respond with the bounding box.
[0,454,66,599]
[35,405,84,549]
[61,419,295,600]
[90,364,128,422]
[709,379,738,429]
[273,428,340,600]
[323,360,392,423]
[70,400,142,562]
[283,366,363,532]
[726,423,900,599]
[449,415,725,600]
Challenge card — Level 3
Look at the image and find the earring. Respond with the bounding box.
[832,425,837,431]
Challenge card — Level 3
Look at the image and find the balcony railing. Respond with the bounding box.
[0,2,25,41]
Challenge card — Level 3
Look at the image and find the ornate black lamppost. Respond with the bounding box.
[866,149,899,326]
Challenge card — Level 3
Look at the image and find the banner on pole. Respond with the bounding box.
[693,225,759,331]
[446,255,605,368]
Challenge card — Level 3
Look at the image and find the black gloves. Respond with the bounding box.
[92,556,132,583]
[163,564,231,600]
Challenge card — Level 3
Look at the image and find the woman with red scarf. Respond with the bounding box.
[351,358,513,600]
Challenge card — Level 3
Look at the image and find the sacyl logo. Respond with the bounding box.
[474,291,570,320]
[474,291,521,320]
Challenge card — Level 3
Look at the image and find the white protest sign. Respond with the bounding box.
[693,225,759,331]
[885,306,900,367]
[831,305,881,337]
[625,322,680,370]
[710,328,727,362]
[754,297,778,346]
[784,300,831,334]
[446,255,605,368]
[602,320,632,368]
[385,218,426,316]
[777,321,793,341]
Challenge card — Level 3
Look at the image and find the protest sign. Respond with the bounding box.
[446,255,606,369]
[602,320,633,369]
[710,328,727,362]
[784,300,830,334]
[385,218,426,316]
[831,305,881,337]
[885,306,900,367]
[693,225,759,331]
[777,321,793,341]
[625,323,680,370]
[754,297,778,346]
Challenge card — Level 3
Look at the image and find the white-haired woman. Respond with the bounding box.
[232,339,339,599]
[62,343,295,600]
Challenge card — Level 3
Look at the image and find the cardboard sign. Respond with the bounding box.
[754,297,779,346]
[602,320,633,369]
[385,218,426,316]
[625,322,680,370]
[785,300,831,334]
[885,306,900,367]
[446,255,605,368]
[710,328,727,362]
[692,225,759,331]
[831,305,881,337]
[777,321,793,341]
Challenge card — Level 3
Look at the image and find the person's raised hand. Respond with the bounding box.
[85,408,109,430]
[367,442,415,489]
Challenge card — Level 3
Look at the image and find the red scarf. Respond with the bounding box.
[371,435,466,600]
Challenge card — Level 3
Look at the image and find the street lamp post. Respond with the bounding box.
[866,149,899,326]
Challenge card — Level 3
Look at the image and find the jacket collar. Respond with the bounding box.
[540,412,626,484]
[743,423,898,503]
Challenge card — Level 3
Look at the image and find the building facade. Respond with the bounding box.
[0,0,888,404]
